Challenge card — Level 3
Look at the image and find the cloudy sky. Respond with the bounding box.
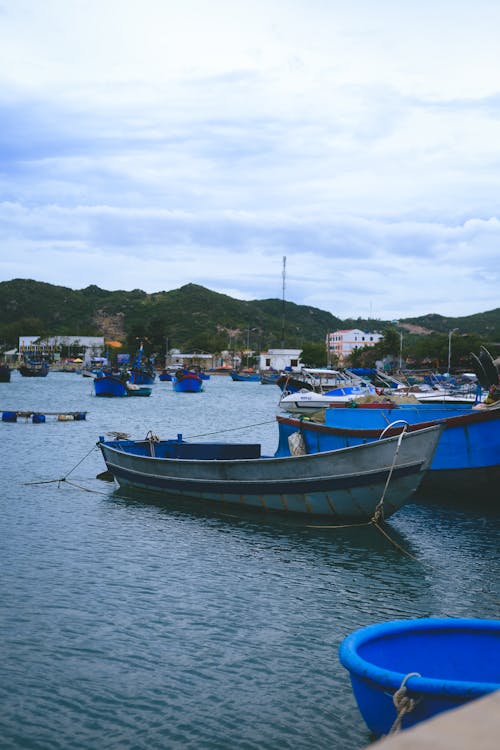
[1,0,500,320]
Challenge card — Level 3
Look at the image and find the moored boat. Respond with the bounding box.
[172,369,204,393]
[0,363,11,382]
[279,382,378,413]
[128,343,156,385]
[19,358,49,377]
[230,370,260,382]
[97,423,441,519]
[275,401,500,496]
[339,617,500,737]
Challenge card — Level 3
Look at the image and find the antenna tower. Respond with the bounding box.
[281,255,286,347]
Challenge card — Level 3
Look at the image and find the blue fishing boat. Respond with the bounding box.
[128,343,156,385]
[98,424,441,519]
[172,369,203,393]
[339,617,500,737]
[93,373,152,397]
[93,372,128,397]
[230,370,260,382]
[276,401,500,496]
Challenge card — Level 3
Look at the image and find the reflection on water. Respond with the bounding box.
[0,373,498,750]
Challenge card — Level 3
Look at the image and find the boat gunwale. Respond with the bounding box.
[99,423,441,469]
[277,404,500,438]
[339,617,500,697]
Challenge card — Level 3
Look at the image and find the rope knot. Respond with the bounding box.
[389,672,421,734]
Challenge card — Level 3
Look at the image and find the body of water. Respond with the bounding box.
[1,372,498,749]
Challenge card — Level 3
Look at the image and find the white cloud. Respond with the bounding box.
[0,0,500,320]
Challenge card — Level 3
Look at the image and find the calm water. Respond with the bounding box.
[1,373,499,750]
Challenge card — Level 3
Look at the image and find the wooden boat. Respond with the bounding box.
[275,401,500,495]
[158,370,173,381]
[339,617,500,736]
[97,424,441,519]
[0,363,11,382]
[230,370,260,382]
[93,373,152,397]
[172,369,203,393]
[19,358,49,377]
[128,344,156,385]
[94,372,128,397]
[259,370,280,385]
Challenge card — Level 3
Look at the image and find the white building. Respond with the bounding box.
[326,329,383,362]
[18,335,105,364]
[258,348,302,372]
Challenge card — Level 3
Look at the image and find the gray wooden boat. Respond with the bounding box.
[98,424,441,519]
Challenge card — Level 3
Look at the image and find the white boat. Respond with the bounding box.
[279,382,378,413]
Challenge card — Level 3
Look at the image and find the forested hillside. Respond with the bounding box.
[1,279,499,358]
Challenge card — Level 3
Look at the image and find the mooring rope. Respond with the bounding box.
[23,443,99,486]
[388,672,421,734]
[184,418,276,439]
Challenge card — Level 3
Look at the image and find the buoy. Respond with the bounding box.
[57,414,75,421]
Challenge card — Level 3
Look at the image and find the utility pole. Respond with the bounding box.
[281,255,286,347]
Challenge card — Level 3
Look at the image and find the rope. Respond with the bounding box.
[389,672,421,734]
[23,443,99,486]
[371,426,408,524]
[185,419,276,439]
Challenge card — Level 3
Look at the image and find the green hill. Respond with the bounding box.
[1,278,499,358]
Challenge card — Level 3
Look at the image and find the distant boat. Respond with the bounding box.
[158,370,173,382]
[98,423,441,519]
[230,370,260,382]
[19,358,49,377]
[128,344,156,385]
[93,373,129,397]
[93,373,152,397]
[259,371,280,385]
[278,368,375,395]
[339,617,500,737]
[172,369,204,393]
[279,383,378,413]
[0,363,11,382]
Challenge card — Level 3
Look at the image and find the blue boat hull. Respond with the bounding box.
[128,370,156,385]
[339,617,500,736]
[93,375,128,397]
[172,375,203,392]
[276,403,500,495]
[230,372,260,381]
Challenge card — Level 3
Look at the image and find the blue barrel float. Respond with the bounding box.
[339,617,500,736]
[32,413,46,423]
[2,411,17,422]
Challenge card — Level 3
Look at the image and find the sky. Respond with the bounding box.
[1,0,500,321]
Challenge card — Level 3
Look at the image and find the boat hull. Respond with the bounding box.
[339,617,500,736]
[172,374,203,392]
[98,425,440,519]
[128,370,155,385]
[276,403,500,496]
[93,375,128,397]
[19,364,49,377]
[230,372,260,382]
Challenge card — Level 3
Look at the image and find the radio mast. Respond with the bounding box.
[281,255,286,347]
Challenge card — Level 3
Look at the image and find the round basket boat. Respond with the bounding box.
[339,617,500,736]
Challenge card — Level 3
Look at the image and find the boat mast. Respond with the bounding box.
[281,255,286,347]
